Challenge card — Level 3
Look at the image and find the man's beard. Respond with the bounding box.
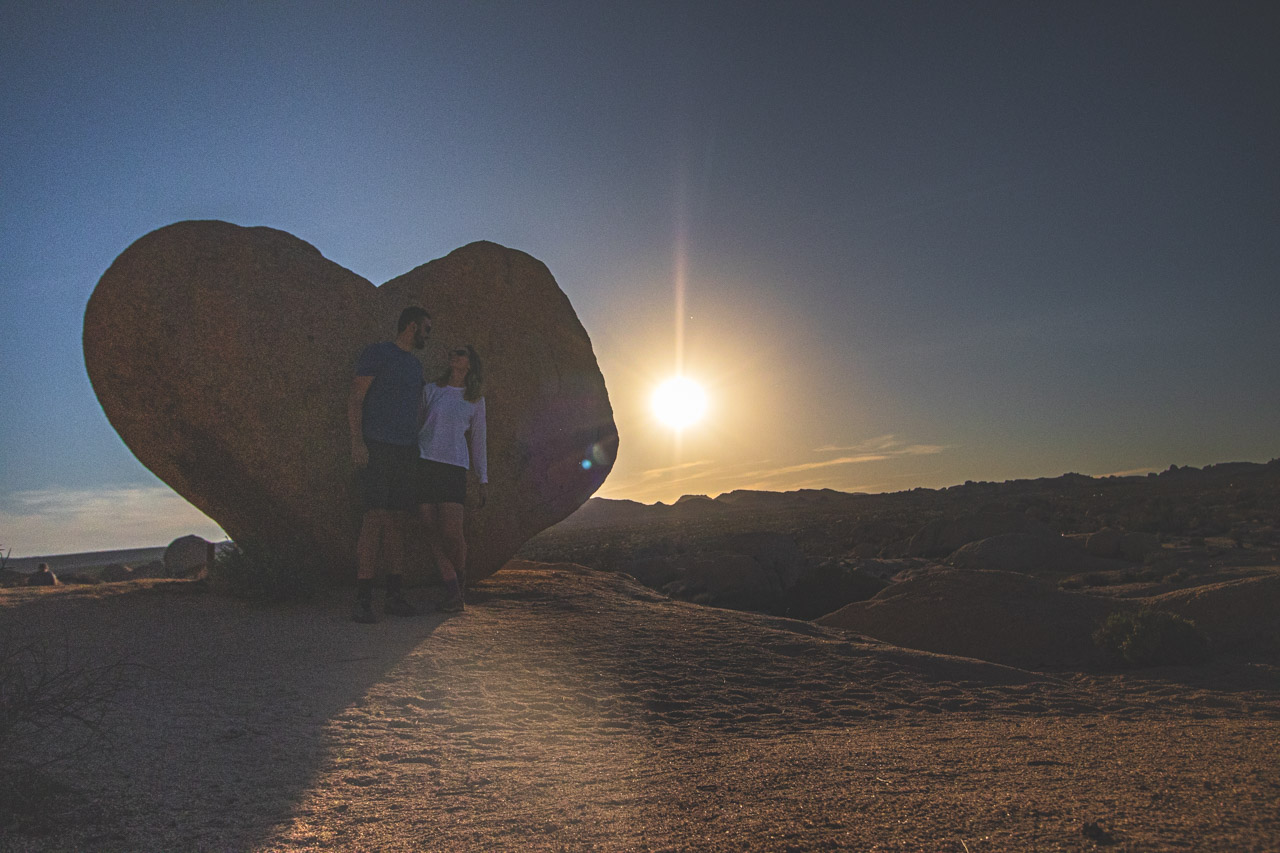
[413,331,427,349]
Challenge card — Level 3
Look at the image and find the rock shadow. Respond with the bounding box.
[0,581,440,849]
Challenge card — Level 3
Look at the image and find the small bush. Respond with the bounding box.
[0,633,126,831]
[210,543,317,602]
[1093,609,1211,667]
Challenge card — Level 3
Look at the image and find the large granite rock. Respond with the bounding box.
[783,560,888,620]
[1147,574,1280,655]
[84,221,617,584]
[904,511,1052,558]
[164,535,214,578]
[818,568,1120,670]
[99,563,136,582]
[662,554,776,612]
[1084,527,1160,562]
[26,564,60,586]
[949,531,1127,577]
[620,533,809,614]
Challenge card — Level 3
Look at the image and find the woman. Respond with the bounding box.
[416,344,487,612]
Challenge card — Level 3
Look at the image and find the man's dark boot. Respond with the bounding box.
[384,573,416,617]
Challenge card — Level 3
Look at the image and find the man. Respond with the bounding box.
[348,306,430,623]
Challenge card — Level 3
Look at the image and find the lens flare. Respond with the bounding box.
[652,377,708,430]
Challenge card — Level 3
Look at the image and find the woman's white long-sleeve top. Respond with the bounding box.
[418,384,488,483]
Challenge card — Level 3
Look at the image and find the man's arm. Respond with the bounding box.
[348,375,374,467]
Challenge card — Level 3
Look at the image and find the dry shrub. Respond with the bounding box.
[0,633,126,831]
[210,542,318,602]
[1093,609,1210,668]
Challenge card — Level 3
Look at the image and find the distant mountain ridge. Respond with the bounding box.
[557,460,1279,531]
[4,546,168,574]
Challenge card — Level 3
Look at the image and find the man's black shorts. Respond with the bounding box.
[416,458,468,506]
[360,440,417,512]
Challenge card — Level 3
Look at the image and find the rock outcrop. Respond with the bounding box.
[783,561,888,620]
[26,564,59,586]
[904,511,1051,558]
[99,563,135,582]
[1148,573,1280,655]
[85,221,617,584]
[164,535,214,578]
[1085,527,1161,562]
[949,531,1127,577]
[1084,527,1124,559]
[818,568,1119,669]
[662,554,776,612]
[620,532,809,613]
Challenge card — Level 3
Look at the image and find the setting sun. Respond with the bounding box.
[651,376,708,430]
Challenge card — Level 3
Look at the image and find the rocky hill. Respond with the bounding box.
[520,460,1280,664]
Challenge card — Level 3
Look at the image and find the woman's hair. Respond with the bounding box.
[435,344,484,402]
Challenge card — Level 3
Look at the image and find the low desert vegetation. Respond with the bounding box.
[210,543,318,602]
[0,633,125,831]
[1092,609,1211,668]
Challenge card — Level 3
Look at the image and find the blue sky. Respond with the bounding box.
[2,1,1277,555]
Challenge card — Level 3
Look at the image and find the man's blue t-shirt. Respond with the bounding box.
[356,341,424,446]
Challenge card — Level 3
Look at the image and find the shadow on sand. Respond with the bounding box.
[1,580,446,849]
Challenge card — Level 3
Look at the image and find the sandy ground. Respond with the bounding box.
[2,561,1278,852]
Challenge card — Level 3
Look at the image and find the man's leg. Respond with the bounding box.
[354,441,396,622]
[381,445,419,617]
[356,510,387,581]
[382,510,416,616]
[353,510,387,623]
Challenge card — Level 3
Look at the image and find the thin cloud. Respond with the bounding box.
[602,436,949,504]
[814,434,901,453]
[602,460,716,495]
[901,444,946,456]
[1,486,224,557]
[638,460,714,480]
[738,454,892,480]
[814,435,946,457]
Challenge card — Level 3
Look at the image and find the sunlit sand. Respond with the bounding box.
[3,561,1277,850]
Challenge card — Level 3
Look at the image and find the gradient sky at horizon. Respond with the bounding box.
[2,1,1278,556]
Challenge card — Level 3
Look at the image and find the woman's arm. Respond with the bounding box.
[469,398,488,485]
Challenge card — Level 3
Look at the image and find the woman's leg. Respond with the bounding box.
[434,502,466,611]
[419,503,458,583]
[436,502,467,587]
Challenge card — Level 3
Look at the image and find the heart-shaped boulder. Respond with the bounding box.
[84,221,617,583]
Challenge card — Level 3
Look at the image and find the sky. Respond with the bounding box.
[2,1,1278,556]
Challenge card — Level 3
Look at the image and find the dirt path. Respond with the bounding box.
[3,562,1278,851]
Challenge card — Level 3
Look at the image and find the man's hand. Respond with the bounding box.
[477,484,488,509]
[352,441,369,469]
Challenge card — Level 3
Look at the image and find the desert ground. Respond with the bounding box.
[3,559,1278,852]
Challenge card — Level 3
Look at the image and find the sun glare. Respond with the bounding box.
[652,376,708,430]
